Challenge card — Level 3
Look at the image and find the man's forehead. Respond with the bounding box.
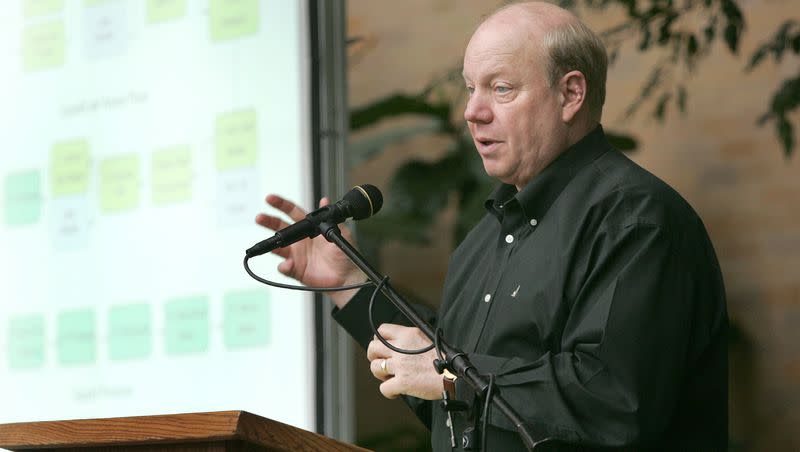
[462,51,523,81]
[462,28,539,80]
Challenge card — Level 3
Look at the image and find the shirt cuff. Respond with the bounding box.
[331,286,400,350]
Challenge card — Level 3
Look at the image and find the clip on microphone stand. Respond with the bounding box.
[318,221,557,451]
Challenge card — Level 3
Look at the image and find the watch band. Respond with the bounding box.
[442,369,458,399]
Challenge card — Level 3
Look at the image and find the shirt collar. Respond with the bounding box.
[485,124,611,223]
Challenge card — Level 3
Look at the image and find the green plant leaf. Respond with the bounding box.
[658,13,677,46]
[770,76,800,113]
[704,15,717,44]
[757,74,799,158]
[677,85,687,113]
[606,130,639,151]
[639,25,652,51]
[624,64,663,118]
[721,0,745,54]
[687,34,698,57]
[777,117,794,157]
[654,92,672,121]
[350,94,450,130]
[747,46,769,71]
[724,22,741,53]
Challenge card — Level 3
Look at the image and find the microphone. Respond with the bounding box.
[246,184,383,258]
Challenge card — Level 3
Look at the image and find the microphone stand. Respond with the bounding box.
[319,221,553,451]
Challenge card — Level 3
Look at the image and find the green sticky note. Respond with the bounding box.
[108,303,152,361]
[223,289,270,349]
[147,0,186,23]
[4,170,42,226]
[51,140,90,197]
[209,0,258,42]
[152,146,192,205]
[57,309,96,366]
[22,21,66,72]
[165,296,209,355]
[8,314,46,370]
[100,154,140,213]
[215,109,257,170]
[23,0,64,18]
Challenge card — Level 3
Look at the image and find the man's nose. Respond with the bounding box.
[464,93,492,124]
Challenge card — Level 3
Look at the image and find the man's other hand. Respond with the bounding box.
[367,324,442,400]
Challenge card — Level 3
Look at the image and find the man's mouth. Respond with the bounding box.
[475,138,501,151]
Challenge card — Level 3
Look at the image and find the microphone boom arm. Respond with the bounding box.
[318,221,552,451]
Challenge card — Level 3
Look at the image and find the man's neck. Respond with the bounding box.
[513,118,600,191]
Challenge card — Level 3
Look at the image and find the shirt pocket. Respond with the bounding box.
[481,256,565,359]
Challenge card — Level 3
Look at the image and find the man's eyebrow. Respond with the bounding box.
[462,68,508,83]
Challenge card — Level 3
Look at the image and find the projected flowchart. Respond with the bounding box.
[4,106,270,373]
[152,146,192,206]
[3,170,42,226]
[7,289,271,370]
[20,0,261,73]
[2,108,260,235]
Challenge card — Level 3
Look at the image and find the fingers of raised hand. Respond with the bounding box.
[276,258,295,277]
[255,213,289,232]
[265,194,307,222]
[270,246,290,259]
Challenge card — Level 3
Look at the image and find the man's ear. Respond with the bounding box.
[560,70,587,123]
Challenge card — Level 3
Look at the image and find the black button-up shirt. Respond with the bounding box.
[334,125,728,450]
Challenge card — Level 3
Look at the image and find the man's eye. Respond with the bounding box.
[495,86,511,94]
[466,86,475,95]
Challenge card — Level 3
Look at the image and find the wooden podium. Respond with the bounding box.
[0,411,370,452]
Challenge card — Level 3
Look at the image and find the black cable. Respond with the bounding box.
[243,255,372,292]
[245,255,434,355]
[368,276,434,355]
[481,373,495,452]
[434,328,445,362]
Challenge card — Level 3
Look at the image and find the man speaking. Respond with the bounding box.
[255,2,727,450]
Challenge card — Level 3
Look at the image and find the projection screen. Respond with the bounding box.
[0,0,328,433]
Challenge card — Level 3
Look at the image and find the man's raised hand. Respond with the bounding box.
[255,194,364,308]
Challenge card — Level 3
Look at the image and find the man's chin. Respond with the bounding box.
[482,163,510,183]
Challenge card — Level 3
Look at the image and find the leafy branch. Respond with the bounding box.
[571,0,796,157]
[747,20,800,157]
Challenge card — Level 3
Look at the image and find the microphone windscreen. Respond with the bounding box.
[346,184,383,220]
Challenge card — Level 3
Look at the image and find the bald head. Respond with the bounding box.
[484,1,578,33]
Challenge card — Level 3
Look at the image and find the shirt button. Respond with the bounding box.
[530,218,538,226]
[484,294,491,302]
[505,234,514,244]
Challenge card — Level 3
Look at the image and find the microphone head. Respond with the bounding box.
[344,184,383,220]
